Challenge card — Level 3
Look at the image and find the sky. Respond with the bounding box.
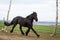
[0,0,60,22]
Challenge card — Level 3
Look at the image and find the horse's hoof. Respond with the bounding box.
[25,33,28,36]
[22,33,24,35]
[37,35,40,37]
[10,30,13,33]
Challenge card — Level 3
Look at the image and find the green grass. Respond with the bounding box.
[0,22,4,29]
[0,22,60,34]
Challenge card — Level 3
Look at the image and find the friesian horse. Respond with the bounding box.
[4,12,40,37]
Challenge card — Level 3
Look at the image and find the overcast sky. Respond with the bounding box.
[0,0,60,22]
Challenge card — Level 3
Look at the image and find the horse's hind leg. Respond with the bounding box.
[25,28,30,36]
[10,24,16,33]
[20,26,24,35]
[31,27,40,37]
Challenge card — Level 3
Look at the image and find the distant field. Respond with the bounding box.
[0,22,60,34]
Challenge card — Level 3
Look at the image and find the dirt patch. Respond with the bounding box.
[0,32,60,40]
[0,35,41,40]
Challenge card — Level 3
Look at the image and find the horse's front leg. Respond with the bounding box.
[20,26,24,35]
[10,24,16,33]
[31,27,40,37]
[25,28,30,36]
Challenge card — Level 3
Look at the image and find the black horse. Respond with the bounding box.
[4,12,40,37]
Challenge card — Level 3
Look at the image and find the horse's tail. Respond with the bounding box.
[4,21,13,26]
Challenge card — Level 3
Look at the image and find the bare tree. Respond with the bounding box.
[53,0,58,35]
[50,0,58,36]
[7,0,12,21]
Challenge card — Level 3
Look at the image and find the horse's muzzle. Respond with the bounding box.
[36,19,38,22]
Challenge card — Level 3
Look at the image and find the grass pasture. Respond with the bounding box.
[0,22,60,40]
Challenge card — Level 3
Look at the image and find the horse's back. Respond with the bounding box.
[11,16,23,24]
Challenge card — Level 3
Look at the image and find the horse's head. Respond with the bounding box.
[26,12,38,22]
[32,12,38,22]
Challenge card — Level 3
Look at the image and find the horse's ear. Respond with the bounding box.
[33,12,35,13]
[33,12,36,13]
[32,12,37,15]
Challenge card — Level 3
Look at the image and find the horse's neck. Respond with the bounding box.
[26,15,34,23]
[28,18,33,23]
[31,19,33,23]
